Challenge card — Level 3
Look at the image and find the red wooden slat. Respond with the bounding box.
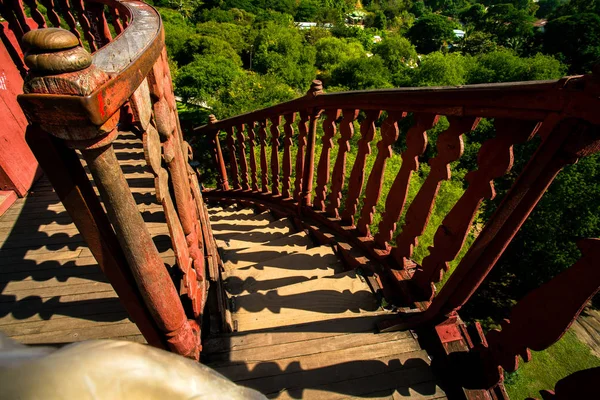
[235,123,249,190]
[282,112,296,199]
[314,109,340,211]
[413,119,539,300]
[270,115,282,196]
[484,239,600,375]
[327,109,358,218]
[341,110,381,226]
[392,117,480,268]
[247,122,259,191]
[293,111,309,201]
[23,0,46,28]
[225,125,240,190]
[257,119,269,193]
[374,114,439,251]
[72,0,97,52]
[356,111,405,237]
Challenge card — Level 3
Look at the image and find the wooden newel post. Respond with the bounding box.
[19,28,201,359]
[300,80,323,208]
[208,114,229,190]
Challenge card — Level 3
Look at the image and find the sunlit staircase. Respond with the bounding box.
[202,203,447,399]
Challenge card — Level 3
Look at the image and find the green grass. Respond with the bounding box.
[504,330,600,399]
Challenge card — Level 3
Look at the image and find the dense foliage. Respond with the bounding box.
[151,0,600,339]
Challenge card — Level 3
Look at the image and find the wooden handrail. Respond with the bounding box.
[7,0,221,359]
[194,76,600,135]
[198,73,600,333]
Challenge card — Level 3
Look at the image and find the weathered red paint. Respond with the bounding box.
[0,29,40,196]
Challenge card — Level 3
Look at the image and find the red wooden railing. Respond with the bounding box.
[196,75,600,394]
[2,0,226,360]
[3,0,600,396]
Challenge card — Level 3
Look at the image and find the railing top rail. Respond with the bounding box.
[17,0,163,127]
[194,75,600,133]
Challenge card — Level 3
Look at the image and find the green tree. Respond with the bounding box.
[479,4,535,50]
[372,35,418,74]
[466,50,564,84]
[252,22,317,90]
[160,8,196,58]
[295,0,320,21]
[315,37,365,71]
[401,52,469,87]
[544,13,600,74]
[330,56,392,90]
[215,73,297,117]
[174,35,242,66]
[195,22,251,53]
[373,10,387,30]
[460,31,499,56]
[175,55,243,103]
[406,14,455,54]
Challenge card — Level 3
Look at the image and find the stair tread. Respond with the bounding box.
[231,270,379,331]
[217,218,294,251]
[223,231,313,270]
[210,207,254,220]
[211,212,276,237]
[224,246,344,295]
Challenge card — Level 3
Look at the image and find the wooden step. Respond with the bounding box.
[231,270,379,331]
[222,232,313,270]
[217,218,295,251]
[224,245,344,295]
[211,211,276,237]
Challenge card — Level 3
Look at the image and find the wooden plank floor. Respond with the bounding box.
[204,205,447,399]
[0,132,174,345]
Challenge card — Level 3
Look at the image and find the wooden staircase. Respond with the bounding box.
[203,203,447,399]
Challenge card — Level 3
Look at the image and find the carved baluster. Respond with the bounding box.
[0,2,26,44]
[85,2,112,49]
[424,116,600,320]
[150,50,208,314]
[537,367,600,400]
[341,110,381,226]
[143,124,202,318]
[413,119,539,300]
[108,5,124,35]
[38,0,60,27]
[270,115,282,196]
[72,0,97,52]
[392,117,480,268]
[247,122,259,191]
[207,115,229,191]
[356,111,405,237]
[56,0,83,43]
[314,109,340,211]
[480,239,600,385]
[281,113,296,198]
[8,0,31,33]
[374,114,439,251]
[327,109,358,218]
[19,29,200,358]
[225,126,240,190]
[293,111,309,201]
[235,123,249,190]
[299,80,324,207]
[257,119,269,193]
[23,0,47,28]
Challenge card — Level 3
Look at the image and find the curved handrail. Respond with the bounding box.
[17,0,164,127]
[194,75,599,133]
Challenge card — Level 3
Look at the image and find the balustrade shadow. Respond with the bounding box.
[0,176,123,325]
[204,314,444,398]
[0,133,175,337]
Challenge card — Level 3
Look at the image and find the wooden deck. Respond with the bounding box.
[203,204,447,399]
[0,132,173,345]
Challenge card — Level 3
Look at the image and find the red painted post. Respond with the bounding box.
[18,27,201,359]
[208,115,229,190]
[300,80,323,208]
